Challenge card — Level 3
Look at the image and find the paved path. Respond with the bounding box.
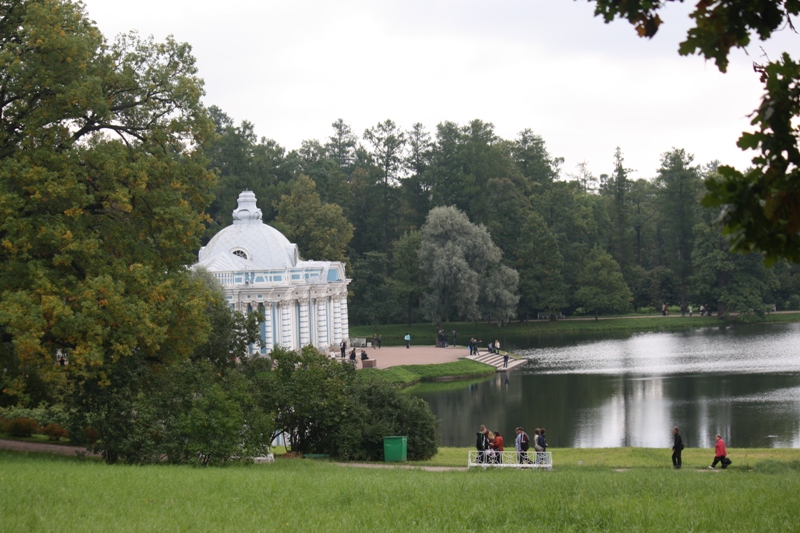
[340,345,470,369]
[337,462,466,472]
[0,438,98,457]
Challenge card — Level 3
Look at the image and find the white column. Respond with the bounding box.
[317,298,328,348]
[299,297,310,346]
[263,303,273,352]
[339,294,349,343]
[332,297,342,344]
[280,301,292,349]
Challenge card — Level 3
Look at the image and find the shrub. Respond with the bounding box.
[42,423,68,441]
[82,427,98,443]
[8,417,39,437]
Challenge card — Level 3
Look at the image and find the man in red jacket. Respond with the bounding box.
[709,434,729,469]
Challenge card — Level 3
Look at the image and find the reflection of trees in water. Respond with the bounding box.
[419,372,800,448]
[666,373,800,449]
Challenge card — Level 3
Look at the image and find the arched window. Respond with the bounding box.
[232,249,248,260]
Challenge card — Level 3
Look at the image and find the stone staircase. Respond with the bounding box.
[466,351,528,372]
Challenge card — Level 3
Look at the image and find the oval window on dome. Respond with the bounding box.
[232,249,248,260]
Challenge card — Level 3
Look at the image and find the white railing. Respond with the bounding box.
[467,450,552,470]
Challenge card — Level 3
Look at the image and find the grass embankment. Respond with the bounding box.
[351,312,800,346]
[3,449,800,531]
[360,359,495,386]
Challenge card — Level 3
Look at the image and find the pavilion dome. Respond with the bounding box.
[197,191,299,270]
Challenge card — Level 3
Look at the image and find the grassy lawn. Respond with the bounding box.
[3,448,800,532]
[350,312,800,346]
[359,359,496,386]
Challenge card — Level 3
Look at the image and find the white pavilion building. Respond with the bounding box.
[195,190,350,354]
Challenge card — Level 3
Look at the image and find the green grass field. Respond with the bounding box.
[3,447,800,532]
[360,359,496,385]
[350,312,800,346]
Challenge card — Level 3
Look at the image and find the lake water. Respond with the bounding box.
[413,323,800,449]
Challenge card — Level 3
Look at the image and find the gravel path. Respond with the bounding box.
[0,438,98,457]
[337,462,466,472]
[339,345,469,369]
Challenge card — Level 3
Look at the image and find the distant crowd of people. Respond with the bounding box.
[436,329,455,348]
[475,424,547,464]
[661,303,714,316]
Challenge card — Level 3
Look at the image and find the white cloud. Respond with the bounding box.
[82,0,798,179]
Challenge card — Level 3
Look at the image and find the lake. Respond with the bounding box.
[413,323,800,448]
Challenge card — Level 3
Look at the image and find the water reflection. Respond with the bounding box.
[414,323,800,448]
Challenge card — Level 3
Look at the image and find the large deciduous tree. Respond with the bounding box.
[272,175,354,263]
[0,0,215,403]
[419,206,518,324]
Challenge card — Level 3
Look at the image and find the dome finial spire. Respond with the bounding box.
[232,190,262,225]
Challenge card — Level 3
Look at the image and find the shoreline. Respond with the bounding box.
[350,311,800,347]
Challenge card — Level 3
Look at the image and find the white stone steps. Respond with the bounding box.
[466,352,527,373]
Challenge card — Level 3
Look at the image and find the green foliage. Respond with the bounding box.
[0,0,216,403]
[388,231,425,327]
[516,211,567,318]
[247,346,439,461]
[691,221,779,316]
[419,206,518,323]
[576,247,632,319]
[705,54,800,263]
[273,174,354,263]
[589,0,800,262]
[349,252,397,326]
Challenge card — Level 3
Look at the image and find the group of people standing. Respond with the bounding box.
[436,329,456,348]
[671,427,731,470]
[475,424,547,464]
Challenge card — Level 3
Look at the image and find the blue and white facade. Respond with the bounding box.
[195,191,350,354]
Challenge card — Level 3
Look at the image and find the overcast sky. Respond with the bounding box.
[81,0,798,180]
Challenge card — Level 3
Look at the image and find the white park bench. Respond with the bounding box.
[467,450,552,470]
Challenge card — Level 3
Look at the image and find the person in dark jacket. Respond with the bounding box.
[672,426,684,469]
[476,425,490,463]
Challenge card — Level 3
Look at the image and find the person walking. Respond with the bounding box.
[404,333,411,349]
[672,426,684,469]
[377,334,382,349]
[709,434,730,469]
[451,330,457,347]
[340,339,347,359]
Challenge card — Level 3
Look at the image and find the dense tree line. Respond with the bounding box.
[206,112,800,325]
[0,1,439,464]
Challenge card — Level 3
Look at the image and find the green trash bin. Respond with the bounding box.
[383,436,408,462]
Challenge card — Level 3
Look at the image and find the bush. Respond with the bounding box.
[42,423,68,441]
[0,416,8,433]
[7,417,39,437]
